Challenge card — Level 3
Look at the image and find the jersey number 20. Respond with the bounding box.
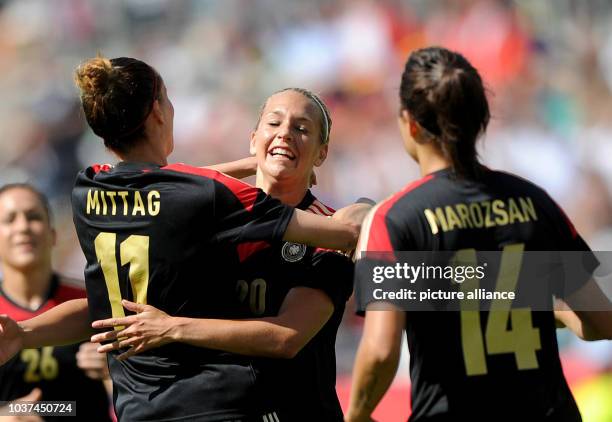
[94,232,149,322]
[236,278,267,315]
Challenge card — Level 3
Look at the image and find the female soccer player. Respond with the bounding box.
[0,184,112,421]
[90,87,357,421]
[345,47,612,421]
[0,56,364,422]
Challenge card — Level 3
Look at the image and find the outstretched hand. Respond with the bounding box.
[0,314,24,365]
[91,300,176,360]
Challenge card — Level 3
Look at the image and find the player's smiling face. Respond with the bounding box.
[250,90,328,183]
[0,188,55,271]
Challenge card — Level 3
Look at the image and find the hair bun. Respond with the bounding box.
[74,56,115,98]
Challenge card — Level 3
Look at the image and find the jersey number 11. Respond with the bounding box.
[94,232,150,323]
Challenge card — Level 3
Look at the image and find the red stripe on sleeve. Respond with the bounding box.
[310,202,328,216]
[311,201,334,216]
[237,240,271,263]
[162,163,260,211]
[307,206,323,215]
[367,175,434,251]
[320,202,336,214]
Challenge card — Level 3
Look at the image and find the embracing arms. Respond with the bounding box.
[92,287,334,360]
[0,298,93,365]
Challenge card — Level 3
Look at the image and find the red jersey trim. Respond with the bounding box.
[0,280,85,322]
[366,174,434,252]
[91,164,112,174]
[310,199,339,253]
[54,283,87,303]
[162,163,259,211]
[314,247,344,255]
[310,200,335,216]
[237,240,271,263]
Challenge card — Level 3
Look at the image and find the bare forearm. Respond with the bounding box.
[347,341,399,421]
[171,317,296,358]
[285,210,359,251]
[559,282,612,340]
[206,157,257,179]
[20,299,93,348]
[573,310,612,340]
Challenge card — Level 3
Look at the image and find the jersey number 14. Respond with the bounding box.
[458,244,542,376]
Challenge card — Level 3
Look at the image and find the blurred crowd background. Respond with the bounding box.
[1,0,611,419]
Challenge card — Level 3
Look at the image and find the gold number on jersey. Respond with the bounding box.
[21,347,58,382]
[94,232,150,324]
[458,243,541,376]
[236,278,267,316]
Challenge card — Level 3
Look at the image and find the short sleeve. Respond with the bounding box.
[210,173,295,244]
[298,251,354,307]
[548,200,599,298]
[354,205,402,314]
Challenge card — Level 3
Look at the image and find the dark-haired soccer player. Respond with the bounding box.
[346,47,612,422]
[0,184,112,422]
[91,88,357,422]
[0,56,364,422]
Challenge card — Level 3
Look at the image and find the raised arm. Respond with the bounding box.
[205,157,258,179]
[284,202,372,251]
[92,288,333,360]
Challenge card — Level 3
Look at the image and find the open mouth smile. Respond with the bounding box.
[268,147,296,160]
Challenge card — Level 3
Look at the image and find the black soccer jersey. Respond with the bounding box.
[235,191,353,421]
[0,275,111,422]
[71,162,295,421]
[356,168,590,421]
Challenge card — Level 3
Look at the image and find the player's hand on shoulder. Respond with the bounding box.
[333,200,375,228]
[333,199,375,257]
[76,342,110,380]
[0,314,25,365]
[91,300,177,360]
